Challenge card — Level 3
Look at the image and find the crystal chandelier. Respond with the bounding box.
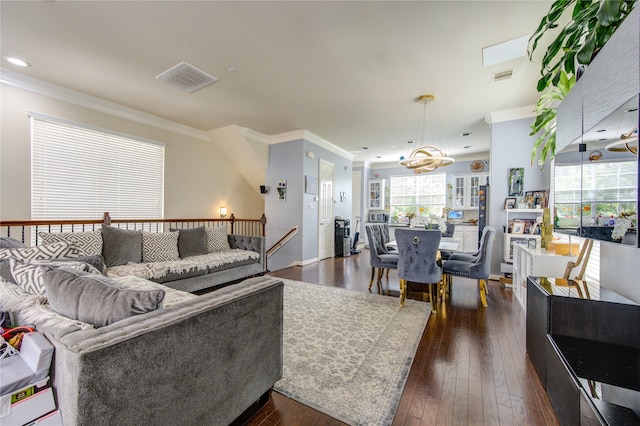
[399,94,455,173]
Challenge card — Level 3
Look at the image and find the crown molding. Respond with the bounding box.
[239,126,270,144]
[485,104,536,125]
[0,68,210,141]
[269,129,355,161]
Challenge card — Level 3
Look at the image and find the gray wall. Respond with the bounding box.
[266,138,352,271]
[489,117,547,275]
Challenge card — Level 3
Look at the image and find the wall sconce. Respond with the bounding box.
[220,207,227,218]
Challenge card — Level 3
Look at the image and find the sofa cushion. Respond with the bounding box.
[171,227,207,258]
[43,268,165,328]
[206,226,231,253]
[0,237,27,249]
[142,231,179,263]
[38,231,103,257]
[0,241,80,262]
[0,278,93,337]
[9,258,103,296]
[101,225,142,267]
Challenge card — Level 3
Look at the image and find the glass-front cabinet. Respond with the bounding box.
[452,173,489,209]
[368,179,386,210]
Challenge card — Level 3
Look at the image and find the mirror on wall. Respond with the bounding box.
[553,95,638,247]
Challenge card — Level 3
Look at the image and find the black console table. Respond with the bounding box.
[526,277,640,425]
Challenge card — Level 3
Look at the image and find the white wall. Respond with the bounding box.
[489,117,547,275]
[0,84,264,220]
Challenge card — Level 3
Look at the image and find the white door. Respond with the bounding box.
[318,159,334,260]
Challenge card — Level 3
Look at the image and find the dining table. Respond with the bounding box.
[386,236,460,251]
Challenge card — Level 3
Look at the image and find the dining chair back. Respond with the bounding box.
[395,228,442,309]
[442,226,496,307]
[442,225,490,262]
[365,224,399,290]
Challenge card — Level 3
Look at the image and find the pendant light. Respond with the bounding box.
[399,94,455,173]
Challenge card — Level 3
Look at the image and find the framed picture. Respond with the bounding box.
[508,168,524,196]
[304,175,318,195]
[511,220,525,234]
[277,180,287,202]
[504,197,516,209]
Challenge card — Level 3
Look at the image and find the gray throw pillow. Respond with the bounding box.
[101,225,142,267]
[170,227,207,258]
[43,268,165,328]
[0,237,27,249]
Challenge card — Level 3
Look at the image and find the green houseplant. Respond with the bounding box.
[528,0,637,167]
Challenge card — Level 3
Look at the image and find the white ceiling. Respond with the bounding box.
[1,1,556,165]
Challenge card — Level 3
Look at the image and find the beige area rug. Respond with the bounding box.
[274,279,431,426]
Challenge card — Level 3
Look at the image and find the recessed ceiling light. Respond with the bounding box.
[376,156,382,159]
[407,140,415,144]
[464,145,472,149]
[362,147,369,150]
[460,132,472,137]
[596,129,607,132]
[5,56,30,67]
[226,66,238,73]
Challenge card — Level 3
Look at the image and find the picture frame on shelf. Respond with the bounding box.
[511,220,525,234]
[504,197,516,209]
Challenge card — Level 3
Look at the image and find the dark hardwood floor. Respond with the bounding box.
[246,250,559,426]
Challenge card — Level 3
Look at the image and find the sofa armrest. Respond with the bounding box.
[228,234,265,268]
[50,276,283,425]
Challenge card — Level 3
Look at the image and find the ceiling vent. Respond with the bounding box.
[155,62,218,93]
[492,69,514,82]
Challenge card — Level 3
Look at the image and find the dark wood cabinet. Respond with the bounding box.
[526,276,640,426]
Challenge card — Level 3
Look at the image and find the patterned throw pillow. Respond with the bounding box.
[142,231,180,263]
[0,241,80,262]
[39,231,103,257]
[206,226,231,253]
[9,258,102,296]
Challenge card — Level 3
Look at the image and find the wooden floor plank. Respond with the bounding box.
[244,250,557,425]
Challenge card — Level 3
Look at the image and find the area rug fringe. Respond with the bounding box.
[274,279,430,426]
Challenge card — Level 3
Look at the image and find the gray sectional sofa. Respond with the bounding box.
[0,233,282,425]
[38,225,267,293]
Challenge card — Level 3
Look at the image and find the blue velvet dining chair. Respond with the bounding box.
[442,226,496,307]
[395,228,442,311]
[365,224,399,290]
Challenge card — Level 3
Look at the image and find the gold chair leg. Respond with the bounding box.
[479,279,488,307]
[377,268,384,284]
[386,269,390,280]
[429,283,437,314]
[399,278,406,307]
[369,267,376,290]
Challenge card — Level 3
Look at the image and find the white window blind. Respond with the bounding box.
[31,113,165,221]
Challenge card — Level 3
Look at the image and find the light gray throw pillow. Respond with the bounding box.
[43,268,165,328]
[101,225,142,267]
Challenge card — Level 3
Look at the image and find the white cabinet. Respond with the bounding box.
[452,173,489,209]
[368,179,386,210]
[504,209,543,262]
[512,244,577,310]
[451,225,479,252]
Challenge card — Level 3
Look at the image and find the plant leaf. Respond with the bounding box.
[597,0,622,26]
[577,33,596,63]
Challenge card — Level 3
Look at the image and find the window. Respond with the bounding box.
[31,113,165,222]
[389,173,446,220]
[554,160,636,227]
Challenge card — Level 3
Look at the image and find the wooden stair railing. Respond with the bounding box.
[267,226,298,258]
[0,212,267,245]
